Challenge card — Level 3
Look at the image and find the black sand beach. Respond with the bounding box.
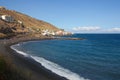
[0,36,68,80]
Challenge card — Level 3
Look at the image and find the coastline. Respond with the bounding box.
[0,36,68,80]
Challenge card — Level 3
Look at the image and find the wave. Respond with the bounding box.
[11,45,89,80]
[11,45,28,57]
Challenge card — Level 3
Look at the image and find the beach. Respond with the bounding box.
[0,36,68,80]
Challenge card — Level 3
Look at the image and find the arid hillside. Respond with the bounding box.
[0,6,60,38]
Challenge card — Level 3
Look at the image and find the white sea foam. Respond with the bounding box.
[11,45,89,80]
[31,56,89,80]
[11,45,29,57]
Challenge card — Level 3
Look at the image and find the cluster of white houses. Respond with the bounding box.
[0,14,71,36]
[41,29,72,36]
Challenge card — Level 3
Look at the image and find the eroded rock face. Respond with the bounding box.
[0,24,16,38]
[0,25,13,34]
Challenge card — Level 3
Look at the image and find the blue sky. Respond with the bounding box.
[0,0,120,33]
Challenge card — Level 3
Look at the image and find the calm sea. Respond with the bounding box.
[11,34,120,80]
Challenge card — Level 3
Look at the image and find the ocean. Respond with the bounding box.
[11,34,120,80]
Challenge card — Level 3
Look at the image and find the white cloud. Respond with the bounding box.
[72,26,120,33]
[73,26,101,31]
[106,27,120,32]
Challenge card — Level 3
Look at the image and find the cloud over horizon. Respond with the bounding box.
[73,26,101,31]
[72,26,120,33]
[106,27,120,32]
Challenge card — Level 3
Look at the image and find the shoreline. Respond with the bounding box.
[0,36,68,80]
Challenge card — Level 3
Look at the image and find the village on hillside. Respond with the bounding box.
[0,6,72,38]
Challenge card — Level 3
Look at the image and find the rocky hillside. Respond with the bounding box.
[0,6,60,38]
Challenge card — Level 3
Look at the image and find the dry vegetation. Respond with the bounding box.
[0,33,7,38]
[0,55,26,80]
[0,7,60,38]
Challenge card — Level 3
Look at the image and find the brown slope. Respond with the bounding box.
[0,7,60,38]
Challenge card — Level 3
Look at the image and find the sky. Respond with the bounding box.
[0,0,120,33]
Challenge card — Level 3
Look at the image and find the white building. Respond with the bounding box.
[50,31,55,35]
[1,15,14,22]
[55,30,63,35]
[42,29,49,36]
[55,30,72,36]
[18,20,23,24]
[42,29,56,36]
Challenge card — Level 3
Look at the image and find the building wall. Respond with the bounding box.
[1,15,14,22]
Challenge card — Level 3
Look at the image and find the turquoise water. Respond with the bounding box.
[11,34,120,80]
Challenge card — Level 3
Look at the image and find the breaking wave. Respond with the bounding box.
[11,45,89,80]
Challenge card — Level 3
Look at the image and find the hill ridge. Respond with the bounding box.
[0,6,61,38]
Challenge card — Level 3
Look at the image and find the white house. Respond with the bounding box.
[55,30,72,36]
[41,29,56,36]
[50,31,55,35]
[1,15,14,22]
[55,30,63,35]
[18,20,23,24]
[42,29,49,36]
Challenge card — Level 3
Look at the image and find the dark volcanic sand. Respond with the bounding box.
[0,36,68,80]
